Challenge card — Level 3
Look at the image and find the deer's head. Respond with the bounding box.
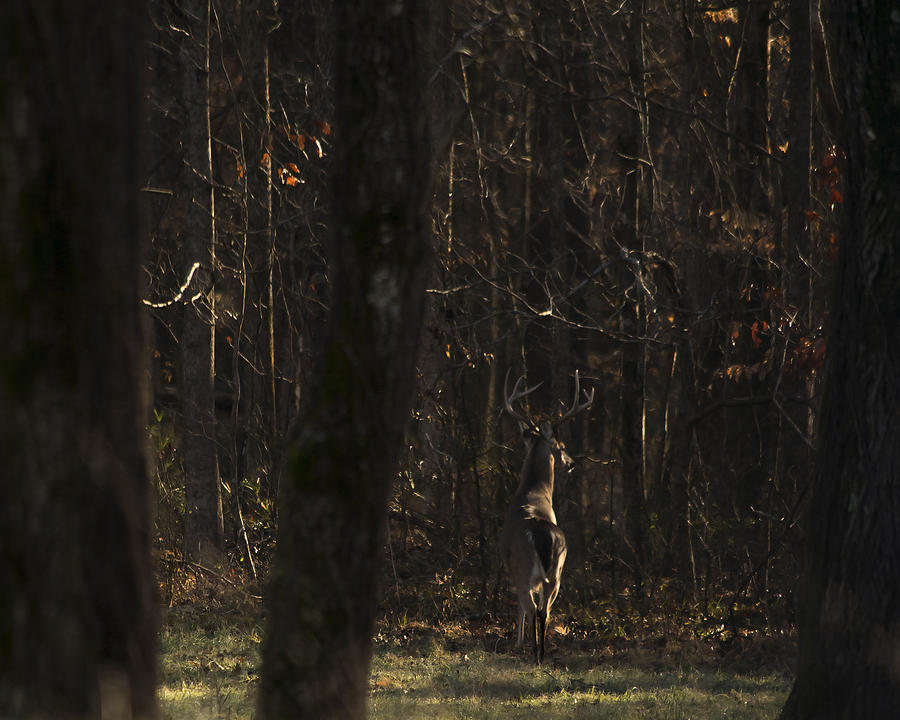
[504,370,594,474]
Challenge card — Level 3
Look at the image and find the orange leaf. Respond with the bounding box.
[804,210,821,223]
[316,120,332,136]
[278,167,301,186]
[751,320,768,348]
[286,162,301,174]
[289,132,306,151]
[830,188,843,205]
[260,151,270,168]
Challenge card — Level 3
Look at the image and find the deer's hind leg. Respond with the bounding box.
[515,586,537,651]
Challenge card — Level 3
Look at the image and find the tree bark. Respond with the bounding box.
[786,0,811,312]
[179,0,224,565]
[522,1,569,409]
[258,2,434,718]
[618,0,649,587]
[0,2,157,717]
[729,0,771,213]
[779,2,900,717]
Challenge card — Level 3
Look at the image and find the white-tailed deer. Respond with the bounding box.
[500,370,594,663]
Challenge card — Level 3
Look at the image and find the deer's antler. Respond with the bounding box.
[503,369,542,427]
[555,370,594,426]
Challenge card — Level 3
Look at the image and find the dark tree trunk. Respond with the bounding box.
[258,2,434,718]
[523,1,570,409]
[0,2,157,717]
[179,0,224,565]
[780,2,900,717]
[778,0,814,543]
[785,0,811,309]
[729,0,771,213]
[662,342,697,591]
[618,0,649,586]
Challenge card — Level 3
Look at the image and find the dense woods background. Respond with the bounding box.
[146,0,838,633]
[3,0,898,718]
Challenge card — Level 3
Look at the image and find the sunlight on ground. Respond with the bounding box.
[158,613,260,720]
[158,614,791,720]
[368,647,789,720]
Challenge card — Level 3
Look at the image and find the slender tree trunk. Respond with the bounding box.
[0,2,157,716]
[728,0,771,213]
[780,2,900,717]
[258,2,434,718]
[786,0,811,310]
[778,0,814,557]
[265,37,278,444]
[619,0,649,587]
[727,0,777,594]
[180,0,224,565]
[662,344,697,591]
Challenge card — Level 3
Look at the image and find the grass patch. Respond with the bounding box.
[158,611,791,719]
[368,647,789,719]
[158,607,261,720]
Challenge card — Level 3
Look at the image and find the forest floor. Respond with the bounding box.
[158,601,794,719]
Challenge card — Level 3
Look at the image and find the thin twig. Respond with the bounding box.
[162,557,263,600]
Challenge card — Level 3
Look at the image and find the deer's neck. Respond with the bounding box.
[515,439,555,502]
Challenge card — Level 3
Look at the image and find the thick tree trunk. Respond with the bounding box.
[0,2,157,717]
[258,2,434,718]
[779,2,900,717]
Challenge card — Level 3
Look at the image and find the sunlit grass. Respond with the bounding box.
[158,609,260,720]
[158,611,791,720]
[368,646,789,720]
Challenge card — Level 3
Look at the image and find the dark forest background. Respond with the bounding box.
[145,0,834,638]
